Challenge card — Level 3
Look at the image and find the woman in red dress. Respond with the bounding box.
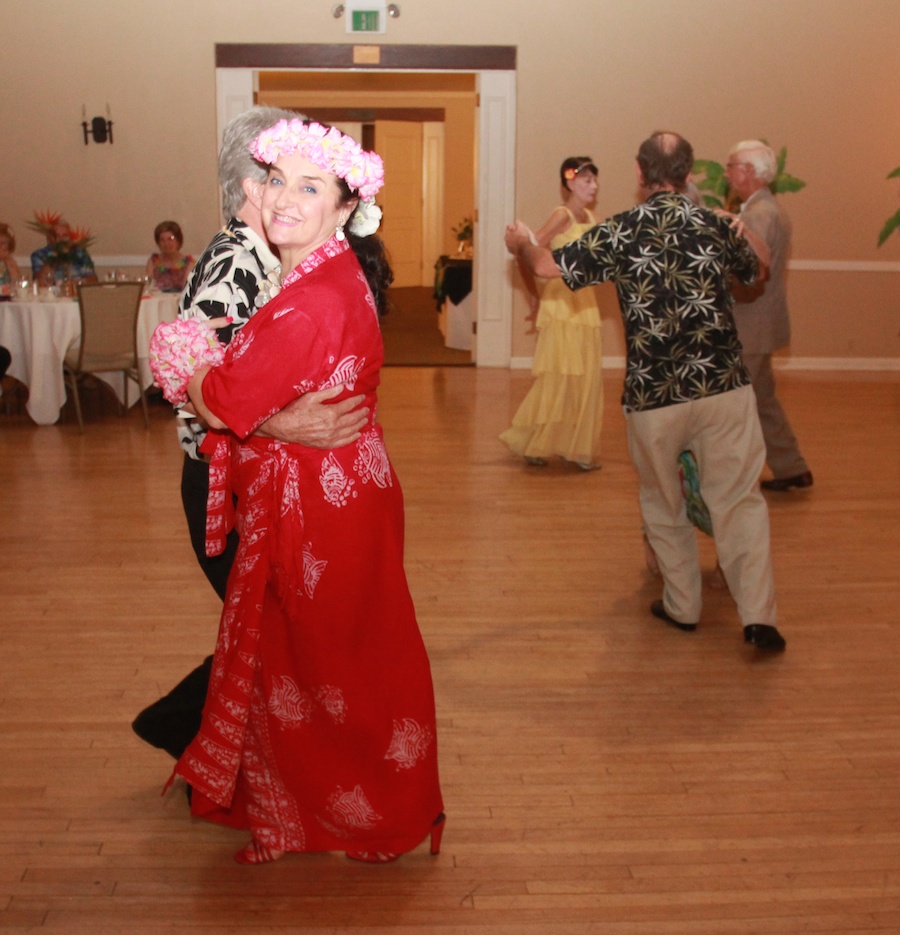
[168,120,443,865]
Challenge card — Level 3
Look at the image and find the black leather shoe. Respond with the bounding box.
[761,471,813,491]
[131,656,212,759]
[743,624,786,650]
[651,600,697,632]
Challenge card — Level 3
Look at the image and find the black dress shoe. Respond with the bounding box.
[761,471,813,491]
[131,656,212,759]
[743,624,786,650]
[651,600,697,632]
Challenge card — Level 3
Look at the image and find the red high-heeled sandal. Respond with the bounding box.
[346,813,446,863]
[234,839,285,865]
[346,848,399,864]
[430,812,446,855]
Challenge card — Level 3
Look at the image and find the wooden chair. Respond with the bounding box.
[64,282,150,433]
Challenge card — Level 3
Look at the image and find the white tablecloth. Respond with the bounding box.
[0,293,179,424]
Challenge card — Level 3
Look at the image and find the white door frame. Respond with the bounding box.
[215,66,516,367]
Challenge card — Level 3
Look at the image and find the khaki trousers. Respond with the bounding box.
[626,385,777,627]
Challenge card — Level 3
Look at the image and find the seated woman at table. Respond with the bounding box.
[152,119,443,866]
[0,223,22,299]
[145,221,195,292]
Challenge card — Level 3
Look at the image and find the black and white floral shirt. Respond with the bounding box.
[555,191,759,413]
[176,217,279,458]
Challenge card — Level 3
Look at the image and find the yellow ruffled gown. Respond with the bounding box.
[500,208,603,466]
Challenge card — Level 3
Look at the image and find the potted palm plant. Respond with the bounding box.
[878,167,900,247]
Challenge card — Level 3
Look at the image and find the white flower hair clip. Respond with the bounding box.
[349,200,382,238]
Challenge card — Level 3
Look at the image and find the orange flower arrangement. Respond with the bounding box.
[66,224,97,249]
[25,210,96,248]
[26,209,65,235]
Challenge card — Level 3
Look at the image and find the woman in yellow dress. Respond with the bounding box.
[500,157,604,470]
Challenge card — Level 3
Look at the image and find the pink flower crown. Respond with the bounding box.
[250,119,385,201]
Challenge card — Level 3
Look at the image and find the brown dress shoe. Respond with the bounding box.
[761,471,813,491]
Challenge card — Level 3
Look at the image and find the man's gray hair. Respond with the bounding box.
[218,106,300,220]
[729,140,778,185]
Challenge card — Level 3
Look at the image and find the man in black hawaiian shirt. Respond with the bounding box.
[506,131,786,651]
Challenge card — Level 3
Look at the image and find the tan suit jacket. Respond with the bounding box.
[732,188,792,354]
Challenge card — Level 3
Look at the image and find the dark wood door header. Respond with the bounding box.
[215,43,516,70]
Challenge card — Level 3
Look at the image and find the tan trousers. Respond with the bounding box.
[626,385,777,627]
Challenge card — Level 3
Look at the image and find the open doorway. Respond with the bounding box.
[256,70,476,366]
[215,44,516,367]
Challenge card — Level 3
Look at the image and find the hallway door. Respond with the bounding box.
[375,120,424,288]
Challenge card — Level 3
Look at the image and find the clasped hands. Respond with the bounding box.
[713,208,746,238]
[504,220,537,256]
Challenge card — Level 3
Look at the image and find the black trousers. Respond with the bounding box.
[131,454,240,759]
[179,453,239,601]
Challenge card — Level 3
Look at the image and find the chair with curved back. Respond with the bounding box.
[65,281,150,432]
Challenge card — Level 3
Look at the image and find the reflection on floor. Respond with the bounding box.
[381,286,472,367]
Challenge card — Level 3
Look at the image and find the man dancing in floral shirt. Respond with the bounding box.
[506,130,786,651]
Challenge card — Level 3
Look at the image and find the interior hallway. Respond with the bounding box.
[382,286,473,367]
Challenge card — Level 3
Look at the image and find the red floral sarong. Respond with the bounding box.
[174,240,442,855]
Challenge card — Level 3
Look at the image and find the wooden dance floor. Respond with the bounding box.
[1,367,898,933]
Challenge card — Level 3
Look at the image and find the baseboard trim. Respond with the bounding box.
[774,357,900,371]
[789,259,900,273]
[509,355,899,372]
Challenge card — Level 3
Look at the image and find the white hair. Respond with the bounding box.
[218,106,301,220]
[729,140,778,184]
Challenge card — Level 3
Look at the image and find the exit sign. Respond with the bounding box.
[352,10,380,31]
[346,1,386,33]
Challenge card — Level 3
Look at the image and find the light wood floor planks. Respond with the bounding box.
[1,367,899,933]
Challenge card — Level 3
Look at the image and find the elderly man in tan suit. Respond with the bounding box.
[725,140,812,491]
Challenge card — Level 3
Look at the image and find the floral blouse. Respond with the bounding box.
[148,254,195,293]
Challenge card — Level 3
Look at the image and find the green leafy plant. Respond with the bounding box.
[692,145,806,210]
[877,167,900,247]
[692,158,731,209]
[452,216,473,243]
